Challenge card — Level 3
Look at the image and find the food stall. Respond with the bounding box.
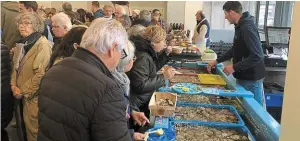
[146,61,280,141]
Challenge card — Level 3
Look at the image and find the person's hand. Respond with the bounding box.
[223,64,235,75]
[131,111,150,126]
[163,67,176,80]
[166,46,172,55]
[11,86,22,99]
[207,60,218,73]
[133,132,145,141]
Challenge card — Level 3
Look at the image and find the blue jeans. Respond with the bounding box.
[237,79,266,109]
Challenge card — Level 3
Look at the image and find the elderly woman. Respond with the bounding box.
[128,26,175,119]
[11,12,52,141]
[51,12,72,52]
[112,41,148,140]
[48,26,87,69]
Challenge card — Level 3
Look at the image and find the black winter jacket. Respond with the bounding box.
[38,48,131,141]
[1,42,14,129]
[128,36,169,112]
[216,12,265,81]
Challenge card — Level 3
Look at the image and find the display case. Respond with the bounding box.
[152,61,280,141]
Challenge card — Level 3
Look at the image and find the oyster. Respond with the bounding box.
[156,99,174,106]
[175,124,250,141]
[177,94,210,103]
[175,106,238,123]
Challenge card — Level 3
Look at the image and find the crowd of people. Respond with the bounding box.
[1,1,172,141]
[1,1,266,141]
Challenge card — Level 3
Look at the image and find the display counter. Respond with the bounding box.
[151,61,280,141]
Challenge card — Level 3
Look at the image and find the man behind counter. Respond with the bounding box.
[192,10,211,49]
[207,1,266,108]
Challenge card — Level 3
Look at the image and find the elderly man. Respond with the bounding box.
[51,12,72,51]
[91,1,104,18]
[192,10,211,51]
[115,5,126,20]
[103,4,114,18]
[131,10,151,27]
[38,18,132,141]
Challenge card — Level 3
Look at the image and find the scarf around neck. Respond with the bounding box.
[18,32,42,54]
[111,69,130,96]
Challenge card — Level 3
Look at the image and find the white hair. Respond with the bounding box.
[51,12,72,31]
[115,5,126,15]
[80,18,128,54]
[127,24,146,37]
[117,41,135,72]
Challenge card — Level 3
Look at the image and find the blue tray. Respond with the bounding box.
[173,102,245,127]
[171,121,256,141]
[145,127,176,141]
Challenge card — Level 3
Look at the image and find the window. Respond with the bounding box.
[203,1,257,30]
[258,1,266,29]
[267,1,276,26]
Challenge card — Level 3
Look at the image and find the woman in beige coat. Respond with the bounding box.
[11,12,52,141]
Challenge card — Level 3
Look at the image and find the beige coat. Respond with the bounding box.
[11,36,52,141]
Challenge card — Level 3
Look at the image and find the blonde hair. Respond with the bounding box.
[142,25,166,43]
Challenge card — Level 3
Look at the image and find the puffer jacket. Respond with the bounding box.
[38,47,131,141]
[1,1,21,49]
[128,35,169,115]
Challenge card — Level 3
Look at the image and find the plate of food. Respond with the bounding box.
[172,83,202,94]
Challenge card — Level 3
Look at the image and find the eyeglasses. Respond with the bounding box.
[121,49,127,59]
[17,21,32,27]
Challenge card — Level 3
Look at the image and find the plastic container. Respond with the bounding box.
[173,102,245,127]
[265,93,284,107]
[198,74,227,86]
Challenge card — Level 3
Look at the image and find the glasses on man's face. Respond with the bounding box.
[121,49,128,59]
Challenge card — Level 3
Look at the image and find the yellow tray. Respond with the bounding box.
[197,74,227,86]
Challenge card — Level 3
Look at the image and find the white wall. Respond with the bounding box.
[184,1,203,34]
[167,1,185,23]
[279,1,300,141]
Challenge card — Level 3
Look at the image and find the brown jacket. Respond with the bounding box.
[11,36,52,100]
[1,2,21,49]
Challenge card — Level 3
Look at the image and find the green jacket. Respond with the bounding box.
[1,2,21,49]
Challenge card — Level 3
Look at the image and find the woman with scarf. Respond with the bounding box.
[11,12,52,141]
[112,41,149,141]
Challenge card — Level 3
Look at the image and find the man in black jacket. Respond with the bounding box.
[38,18,132,141]
[1,42,14,141]
[208,1,266,108]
